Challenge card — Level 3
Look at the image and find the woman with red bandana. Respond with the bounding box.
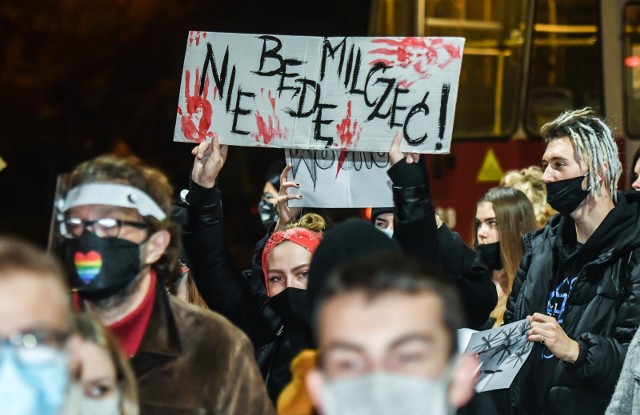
[181,135,325,403]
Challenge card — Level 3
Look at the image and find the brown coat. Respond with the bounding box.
[132,285,276,415]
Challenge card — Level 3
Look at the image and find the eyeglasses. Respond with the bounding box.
[0,330,70,367]
[61,217,148,239]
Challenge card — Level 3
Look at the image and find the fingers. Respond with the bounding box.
[277,193,302,203]
[406,152,420,164]
[280,164,293,188]
[280,181,300,193]
[390,131,402,152]
[388,132,404,166]
[192,141,210,159]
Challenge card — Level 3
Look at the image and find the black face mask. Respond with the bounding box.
[269,287,310,326]
[546,174,590,216]
[63,231,143,301]
[258,199,278,229]
[477,242,502,270]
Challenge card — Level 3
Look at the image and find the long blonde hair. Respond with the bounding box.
[475,187,536,326]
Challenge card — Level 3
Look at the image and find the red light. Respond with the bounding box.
[625,56,640,67]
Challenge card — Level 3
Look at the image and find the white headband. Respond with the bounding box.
[59,183,166,221]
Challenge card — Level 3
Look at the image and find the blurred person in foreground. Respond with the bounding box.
[73,313,138,415]
[0,236,79,415]
[305,252,486,415]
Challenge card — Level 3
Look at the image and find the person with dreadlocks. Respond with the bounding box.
[504,108,640,415]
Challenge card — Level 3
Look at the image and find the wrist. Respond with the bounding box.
[564,339,580,363]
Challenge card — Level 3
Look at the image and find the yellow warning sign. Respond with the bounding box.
[476,148,504,183]
[0,155,6,173]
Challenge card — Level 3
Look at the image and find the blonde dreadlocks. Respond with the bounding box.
[541,108,621,202]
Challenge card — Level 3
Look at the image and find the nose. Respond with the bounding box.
[477,224,488,243]
[633,178,640,191]
[542,165,554,183]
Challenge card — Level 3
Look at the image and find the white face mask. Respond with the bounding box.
[79,390,121,415]
[378,228,394,239]
[322,371,455,415]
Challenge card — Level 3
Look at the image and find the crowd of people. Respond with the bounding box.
[2,107,640,415]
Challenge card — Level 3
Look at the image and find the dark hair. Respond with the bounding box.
[264,158,286,189]
[67,155,181,281]
[316,252,463,357]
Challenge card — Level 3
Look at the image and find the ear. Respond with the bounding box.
[305,368,326,414]
[448,354,477,408]
[142,230,171,265]
[597,161,609,182]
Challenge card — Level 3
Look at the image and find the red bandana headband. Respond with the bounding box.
[262,227,322,289]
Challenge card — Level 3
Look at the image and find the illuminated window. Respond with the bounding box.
[525,0,602,135]
[370,0,530,139]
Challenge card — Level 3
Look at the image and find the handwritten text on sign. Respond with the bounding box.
[174,32,465,154]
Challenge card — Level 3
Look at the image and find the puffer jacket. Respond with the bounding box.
[506,191,640,415]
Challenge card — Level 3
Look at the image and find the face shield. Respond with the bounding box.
[48,174,167,298]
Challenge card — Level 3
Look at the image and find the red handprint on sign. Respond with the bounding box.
[177,68,214,143]
[369,37,461,87]
[335,100,363,177]
[188,31,207,47]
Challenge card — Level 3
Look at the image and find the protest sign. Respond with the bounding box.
[175,32,465,154]
[459,319,534,392]
[285,149,393,208]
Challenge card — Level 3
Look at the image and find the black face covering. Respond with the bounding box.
[63,231,142,300]
[546,174,590,216]
[258,199,278,229]
[477,242,503,270]
[268,287,310,326]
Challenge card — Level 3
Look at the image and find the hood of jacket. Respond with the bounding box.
[535,191,640,273]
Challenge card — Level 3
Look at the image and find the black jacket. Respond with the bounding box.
[505,191,640,415]
[388,159,497,329]
[182,181,307,403]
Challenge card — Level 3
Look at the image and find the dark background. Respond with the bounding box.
[0,0,370,262]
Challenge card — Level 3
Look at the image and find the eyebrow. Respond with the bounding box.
[388,333,434,350]
[267,263,310,274]
[541,155,569,164]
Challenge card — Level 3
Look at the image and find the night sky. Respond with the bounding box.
[0,0,370,260]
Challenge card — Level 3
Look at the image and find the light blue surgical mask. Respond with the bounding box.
[0,344,70,415]
[322,371,455,415]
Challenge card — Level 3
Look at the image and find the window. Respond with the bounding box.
[370,0,530,138]
[525,0,602,135]
[623,3,640,136]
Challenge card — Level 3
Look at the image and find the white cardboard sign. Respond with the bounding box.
[285,149,393,208]
[174,32,465,154]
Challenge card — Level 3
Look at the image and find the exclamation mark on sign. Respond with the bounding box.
[436,83,451,151]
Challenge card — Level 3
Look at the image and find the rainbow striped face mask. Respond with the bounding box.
[62,230,144,301]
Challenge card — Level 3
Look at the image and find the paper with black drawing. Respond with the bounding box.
[461,319,533,392]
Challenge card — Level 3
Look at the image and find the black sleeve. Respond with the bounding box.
[438,224,497,329]
[388,158,439,264]
[387,159,496,329]
[183,180,274,346]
